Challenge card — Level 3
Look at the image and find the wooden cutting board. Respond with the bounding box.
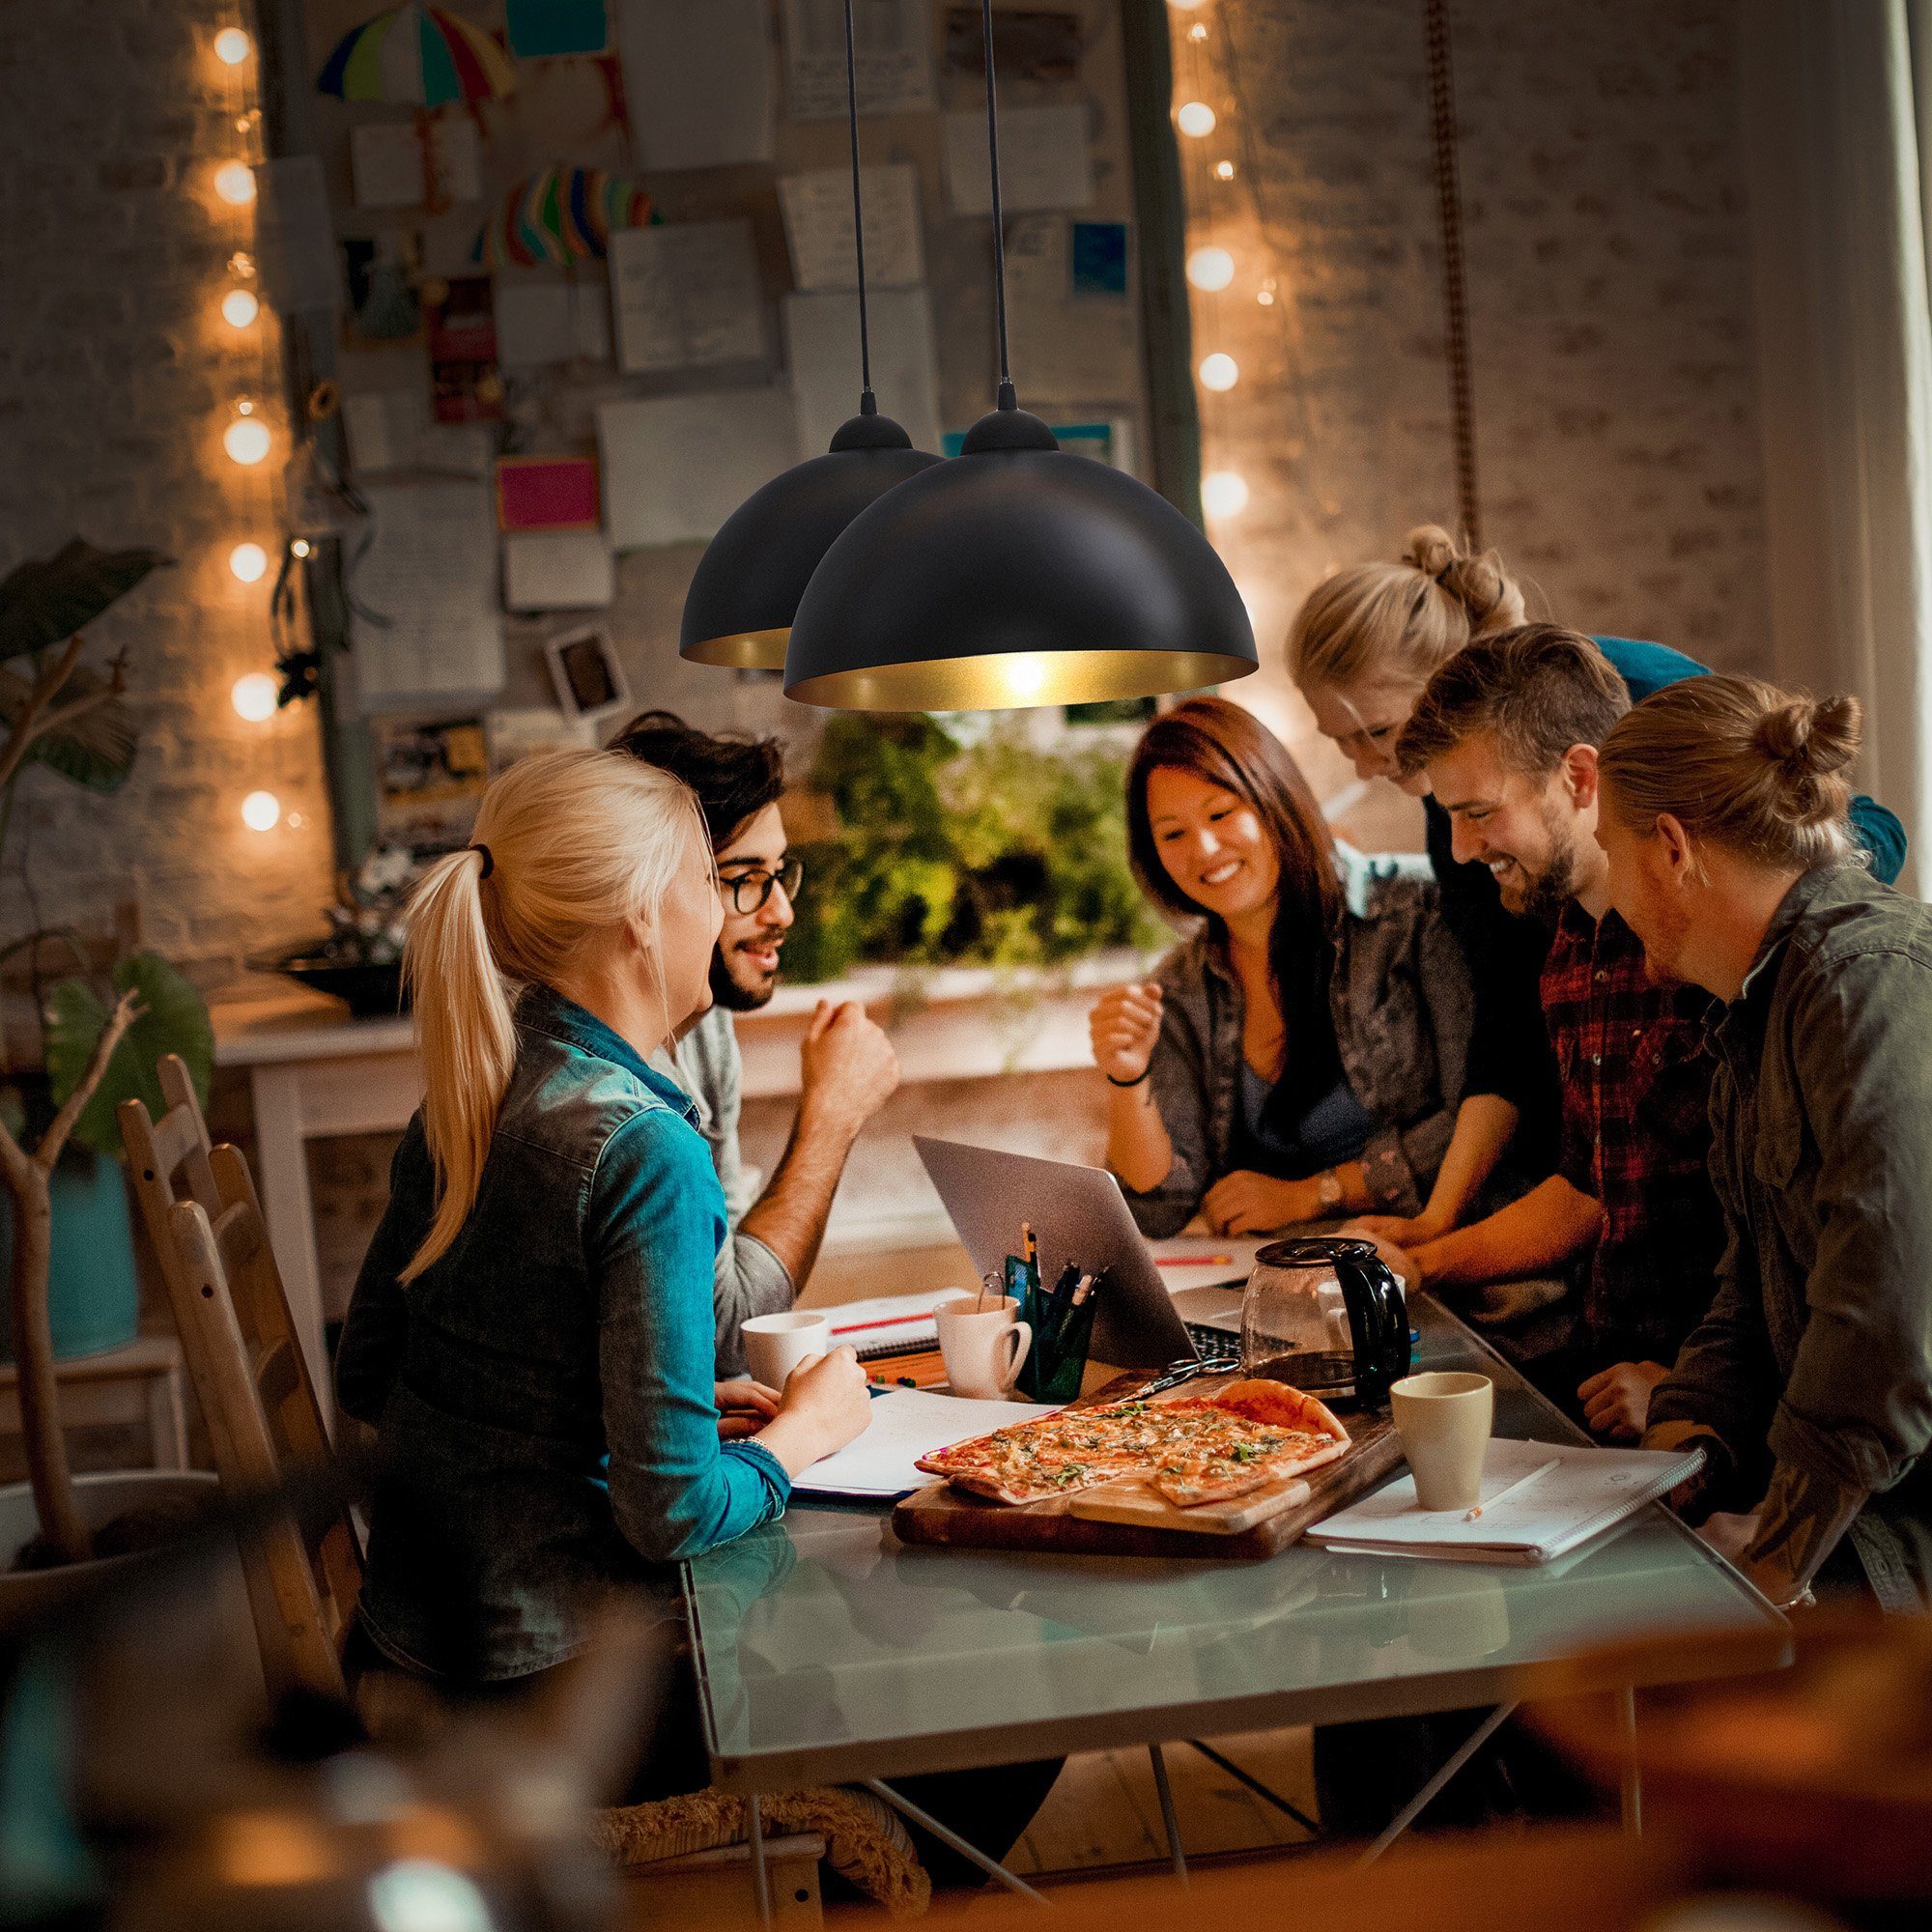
[891,1371,1405,1562]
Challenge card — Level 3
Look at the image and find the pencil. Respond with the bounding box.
[1461,1455,1561,1522]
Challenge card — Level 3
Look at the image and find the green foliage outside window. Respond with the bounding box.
[783,715,1168,984]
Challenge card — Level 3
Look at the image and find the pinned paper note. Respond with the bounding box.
[781,0,933,119]
[597,391,798,548]
[943,104,1094,215]
[252,156,340,314]
[351,480,505,712]
[783,288,940,458]
[619,0,775,171]
[502,531,615,611]
[350,117,482,210]
[486,706,597,774]
[608,221,766,373]
[1005,214,1134,402]
[779,163,923,292]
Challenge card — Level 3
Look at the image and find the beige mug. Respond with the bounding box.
[935,1293,1034,1400]
[742,1310,833,1389]
[1390,1370,1494,1512]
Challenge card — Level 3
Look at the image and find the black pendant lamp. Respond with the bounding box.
[783,0,1257,711]
[678,0,942,669]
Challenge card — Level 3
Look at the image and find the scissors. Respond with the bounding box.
[1133,1354,1240,1399]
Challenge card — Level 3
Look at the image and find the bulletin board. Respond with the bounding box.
[261,0,1193,869]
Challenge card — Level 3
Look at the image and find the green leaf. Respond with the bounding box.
[43,952,213,1160]
[0,540,172,662]
[0,664,137,793]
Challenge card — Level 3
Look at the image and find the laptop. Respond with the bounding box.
[912,1136,1249,1368]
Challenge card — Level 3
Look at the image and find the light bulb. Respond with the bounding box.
[232,672,278,721]
[221,288,260,327]
[290,537,312,558]
[229,541,269,582]
[1186,246,1236,292]
[1202,471,1250,519]
[1198,352,1239,392]
[228,250,255,279]
[213,160,256,205]
[1188,21,1208,39]
[224,415,271,465]
[1166,0,1207,9]
[1004,655,1048,703]
[213,26,251,63]
[1257,288,1275,306]
[241,789,281,831]
[1214,159,1236,181]
[1176,100,1216,138]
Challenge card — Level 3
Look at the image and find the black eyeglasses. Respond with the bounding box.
[721,854,804,914]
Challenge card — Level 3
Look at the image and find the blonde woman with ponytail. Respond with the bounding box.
[1284,526,1906,1258]
[333,750,869,1719]
[1596,677,1932,1614]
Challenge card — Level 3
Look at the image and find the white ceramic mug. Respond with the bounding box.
[1390,1370,1494,1512]
[742,1310,834,1389]
[935,1293,1034,1400]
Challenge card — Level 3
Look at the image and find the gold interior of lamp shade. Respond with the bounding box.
[786,647,1258,712]
[680,626,791,671]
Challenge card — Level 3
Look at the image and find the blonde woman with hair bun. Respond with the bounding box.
[1283,527,1906,1260]
[333,749,870,1734]
[1595,677,1932,1613]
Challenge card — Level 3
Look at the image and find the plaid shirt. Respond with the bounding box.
[1541,902,1724,1363]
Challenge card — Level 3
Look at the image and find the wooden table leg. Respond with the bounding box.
[248,1065,333,1434]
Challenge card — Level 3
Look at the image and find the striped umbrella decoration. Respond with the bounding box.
[317,1,517,106]
[479,167,652,268]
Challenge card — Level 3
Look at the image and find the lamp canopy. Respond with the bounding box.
[783,407,1257,710]
[678,412,941,669]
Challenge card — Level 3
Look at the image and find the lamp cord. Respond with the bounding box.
[980,0,1015,409]
[1424,0,1481,548]
[843,0,874,412]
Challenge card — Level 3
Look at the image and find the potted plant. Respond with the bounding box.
[0,539,226,1585]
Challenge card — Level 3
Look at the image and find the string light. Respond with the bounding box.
[1186,245,1236,292]
[1199,352,1239,392]
[221,287,260,327]
[229,541,269,582]
[290,537,312,558]
[213,26,252,64]
[213,160,256,205]
[241,789,282,831]
[224,401,271,466]
[228,250,254,280]
[1176,100,1216,137]
[1166,0,1207,9]
[232,673,279,722]
[1187,21,1208,39]
[1213,158,1236,181]
[1202,471,1250,519]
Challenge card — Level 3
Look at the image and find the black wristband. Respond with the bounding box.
[1106,1067,1152,1088]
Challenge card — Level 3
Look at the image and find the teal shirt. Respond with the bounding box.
[337,986,789,1682]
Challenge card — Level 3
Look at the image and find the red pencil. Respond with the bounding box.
[1154,1255,1233,1267]
[830,1309,936,1336]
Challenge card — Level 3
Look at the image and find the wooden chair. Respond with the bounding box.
[119,1056,362,1702]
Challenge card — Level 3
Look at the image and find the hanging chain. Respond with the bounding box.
[1424,0,1481,550]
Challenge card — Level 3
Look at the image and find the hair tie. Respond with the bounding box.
[468,842,495,881]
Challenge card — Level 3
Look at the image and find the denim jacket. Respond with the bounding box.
[336,986,790,1683]
[1122,846,1472,1237]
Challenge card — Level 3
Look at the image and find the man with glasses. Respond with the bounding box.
[612,712,900,1374]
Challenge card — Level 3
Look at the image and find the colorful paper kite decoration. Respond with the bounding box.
[479,167,653,268]
[317,2,517,107]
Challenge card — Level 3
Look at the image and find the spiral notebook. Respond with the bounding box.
[821,1288,971,1362]
[1306,1437,1705,1565]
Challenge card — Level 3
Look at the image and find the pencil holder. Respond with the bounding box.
[1018,1283,1096,1406]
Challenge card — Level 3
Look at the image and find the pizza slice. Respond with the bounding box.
[1145,1383,1350,1507]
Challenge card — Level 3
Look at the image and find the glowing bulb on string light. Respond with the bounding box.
[1176,101,1216,138]
[213,26,251,63]
[228,541,268,582]
[213,160,256,205]
[290,537,312,559]
[221,288,259,327]
[224,402,271,466]
[241,789,281,831]
[1186,246,1236,292]
[232,673,278,722]
[1201,471,1250,519]
[1213,159,1236,182]
[1187,21,1208,40]
[228,251,255,280]
[1198,352,1239,393]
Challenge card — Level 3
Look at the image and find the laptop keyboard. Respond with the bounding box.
[1184,1320,1241,1359]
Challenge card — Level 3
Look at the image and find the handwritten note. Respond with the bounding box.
[781,0,933,119]
[783,288,940,458]
[608,221,767,374]
[943,103,1094,215]
[779,163,924,291]
[598,391,798,548]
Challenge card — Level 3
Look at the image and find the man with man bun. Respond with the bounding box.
[1597,675,1932,1609]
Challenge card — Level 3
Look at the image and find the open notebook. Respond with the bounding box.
[790,1388,1050,1498]
[1306,1436,1705,1565]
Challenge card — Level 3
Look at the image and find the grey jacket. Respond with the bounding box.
[652,1006,795,1376]
[1122,846,1473,1238]
[1649,863,1932,1608]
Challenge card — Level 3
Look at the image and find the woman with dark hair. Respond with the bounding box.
[1091,696,1473,1238]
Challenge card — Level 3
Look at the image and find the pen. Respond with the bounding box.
[1154,1255,1233,1267]
[1461,1455,1561,1522]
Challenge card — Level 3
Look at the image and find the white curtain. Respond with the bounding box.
[1741,0,1932,895]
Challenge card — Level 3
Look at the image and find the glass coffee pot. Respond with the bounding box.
[1239,1236,1411,1405]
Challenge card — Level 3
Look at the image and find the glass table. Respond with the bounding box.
[685,1297,1788,1903]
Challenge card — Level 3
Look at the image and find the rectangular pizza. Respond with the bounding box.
[916,1379,1350,1508]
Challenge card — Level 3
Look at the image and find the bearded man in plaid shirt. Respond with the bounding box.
[1357,626,1724,1440]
